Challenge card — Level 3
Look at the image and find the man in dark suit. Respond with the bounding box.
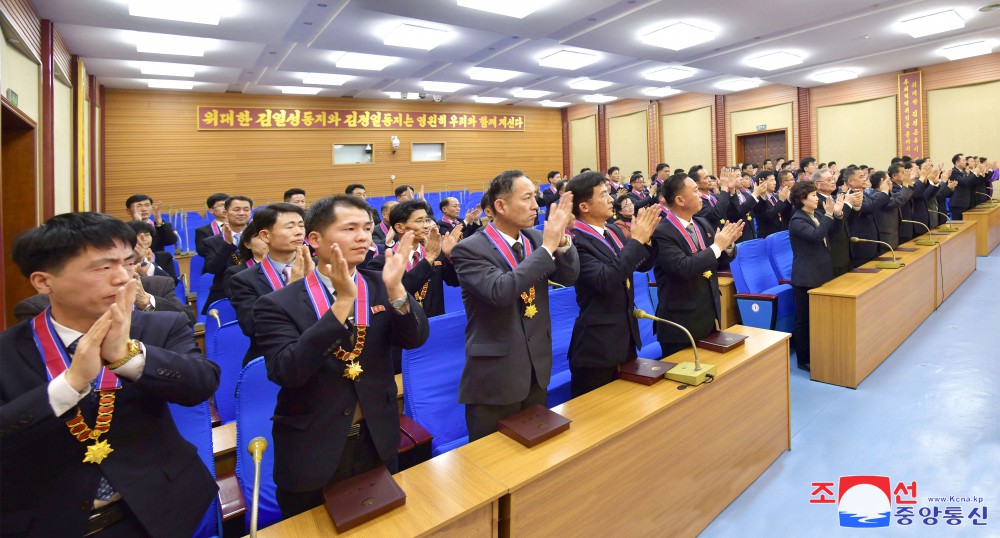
[843,167,880,266]
[371,201,397,246]
[199,195,253,313]
[125,194,177,252]
[946,153,979,219]
[910,159,940,234]
[652,173,742,357]
[451,170,579,441]
[566,171,657,397]
[193,193,230,251]
[229,203,308,366]
[730,174,768,242]
[626,172,659,210]
[691,165,734,231]
[814,169,853,277]
[2,212,220,537]
[871,169,914,250]
[437,196,482,238]
[752,170,788,238]
[252,195,428,519]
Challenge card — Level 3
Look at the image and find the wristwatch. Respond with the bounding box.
[390,297,407,311]
[108,339,142,370]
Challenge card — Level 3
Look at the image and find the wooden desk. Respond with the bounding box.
[194,322,205,354]
[808,244,937,388]
[718,276,740,329]
[456,326,790,537]
[911,222,976,306]
[213,422,237,476]
[175,252,195,288]
[254,451,506,537]
[962,203,1000,256]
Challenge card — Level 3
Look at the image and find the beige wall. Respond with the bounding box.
[817,96,897,167]
[0,39,39,122]
[54,80,73,214]
[928,80,1000,166]
[662,106,713,171]
[730,102,794,163]
[608,110,649,179]
[570,115,598,175]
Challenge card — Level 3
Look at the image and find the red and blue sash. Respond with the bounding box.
[572,221,623,255]
[391,242,426,271]
[30,309,121,390]
[658,204,670,218]
[663,211,706,254]
[548,184,557,194]
[260,256,286,292]
[701,193,718,207]
[304,269,369,325]
[483,223,532,269]
[379,222,389,236]
[632,189,646,199]
[245,258,257,268]
[211,221,222,236]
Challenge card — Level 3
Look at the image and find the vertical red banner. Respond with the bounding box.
[897,72,923,159]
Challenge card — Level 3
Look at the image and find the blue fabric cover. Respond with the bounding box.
[235,358,281,530]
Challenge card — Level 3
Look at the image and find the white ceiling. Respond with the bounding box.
[28,0,1000,107]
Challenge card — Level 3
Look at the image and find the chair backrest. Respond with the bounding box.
[632,272,656,346]
[443,283,464,314]
[235,358,281,530]
[194,273,214,321]
[729,239,779,294]
[402,312,468,454]
[765,231,792,282]
[207,298,238,326]
[174,278,187,305]
[168,401,220,538]
[207,320,250,424]
[189,255,205,281]
[548,287,578,379]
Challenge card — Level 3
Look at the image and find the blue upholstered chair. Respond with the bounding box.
[729,239,794,333]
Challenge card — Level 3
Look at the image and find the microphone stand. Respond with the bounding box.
[901,219,938,246]
[248,437,268,538]
[973,192,998,209]
[633,308,716,385]
[850,237,903,269]
[930,210,959,233]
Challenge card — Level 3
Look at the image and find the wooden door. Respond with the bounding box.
[764,131,787,161]
[738,133,767,166]
[2,98,39,328]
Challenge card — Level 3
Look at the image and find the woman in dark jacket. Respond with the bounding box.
[788,180,841,372]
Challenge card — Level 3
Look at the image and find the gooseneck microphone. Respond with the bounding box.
[850,237,903,269]
[248,437,269,538]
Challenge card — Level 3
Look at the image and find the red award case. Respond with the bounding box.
[616,359,676,385]
[323,466,406,532]
[497,405,571,448]
[696,331,748,353]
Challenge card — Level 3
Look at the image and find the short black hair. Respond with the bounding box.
[890,157,903,166]
[662,173,690,207]
[566,171,606,217]
[828,161,837,166]
[486,169,526,214]
[799,157,817,170]
[389,199,433,229]
[225,195,254,210]
[237,220,260,263]
[547,171,560,180]
[687,165,703,179]
[655,162,670,174]
[629,171,644,183]
[901,155,913,163]
[870,171,888,190]
[607,166,620,176]
[789,180,816,209]
[125,194,152,209]
[579,167,591,174]
[756,169,776,182]
[125,220,155,237]
[741,162,755,172]
[206,193,229,209]
[439,197,456,211]
[13,212,137,277]
[283,188,305,201]
[778,170,795,183]
[253,203,305,233]
[394,185,415,198]
[380,200,398,218]
[613,193,633,214]
[915,158,928,168]
[888,164,903,177]
[952,153,964,165]
[345,183,366,194]
[305,195,373,235]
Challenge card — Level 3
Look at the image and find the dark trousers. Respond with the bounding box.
[793,286,813,366]
[90,503,151,538]
[275,421,398,520]
[659,341,690,359]
[466,369,547,442]
[951,207,966,221]
[570,366,618,398]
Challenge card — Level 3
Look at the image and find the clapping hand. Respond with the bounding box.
[425,228,442,262]
[630,206,660,246]
[713,220,744,251]
[101,280,137,366]
[543,191,575,251]
[288,243,315,282]
[442,224,463,258]
[833,193,846,216]
[823,195,835,215]
[382,231,415,312]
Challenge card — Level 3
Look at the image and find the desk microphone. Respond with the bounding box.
[248,437,269,538]
[633,309,716,385]
[901,220,939,246]
[929,210,959,232]
[974,192,998,207]
[850,237,904,269]
[548,281,566,289]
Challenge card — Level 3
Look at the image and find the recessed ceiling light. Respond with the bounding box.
[940,40,993,60]
[280,86,322,95]
[643,66,695,83]
[333,52,398,71]
[146,79,195,90]
[538,50,599,70]
[302,73,352,86]
[541,100,570,107]
[569,78,612,91]
[128,0,235,25]
[745,51,804,71]
[583,94,617,103]
[468,67,522,82]
[474,96,507,103]
[717,78,761,92]
[138,61,198,77]
[810,69,859,84]
[422,81,466,92]
[386,91,421,99]
[643,87,682,97]
[133,33,213,56]
[512,88,550,98]
[456,0,555,19]
[640,21,716,51]
[900,9,965,38]
[383,23,451,50]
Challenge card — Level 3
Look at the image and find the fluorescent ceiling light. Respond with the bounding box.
[717,78,761,92]
[640,21,716,51]
[138,61,198,77]
[644,66,695,83]
[383,23,451,50]
[745,51,804,71]
[810,69,859,84]
[422,81,466,92]
[468,67,522,82]
[133,33,213,56]
[280,86,322,95]
[541,100,570,107]
[900,9,965,38]
[386,91,421,99]
[474,96,507,103]
[583,94,617,103]
[643,87,682,97]
[940,40,992,60]
[569,78,612,91]
[333,52,398,71]
[456,0,554,19]
[302,73,352,86]
[128,0,235,25]
[538,50,599,70]
[512,88,550,98]
[146,79,195,89]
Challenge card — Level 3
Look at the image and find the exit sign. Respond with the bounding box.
[756,124,767,131]
[5,88,18,107]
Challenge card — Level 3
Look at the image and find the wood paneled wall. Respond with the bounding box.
[0,0,40,60]
[103,90,562,216]
[724,85,799,164]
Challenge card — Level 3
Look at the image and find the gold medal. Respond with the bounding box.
[524,304,538,318]
[343,361,364,381]
[626,279,631,289]
[703,270,713,280]
[520,286,537,319]
[83,439,114,464]
[335,326,367,381]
